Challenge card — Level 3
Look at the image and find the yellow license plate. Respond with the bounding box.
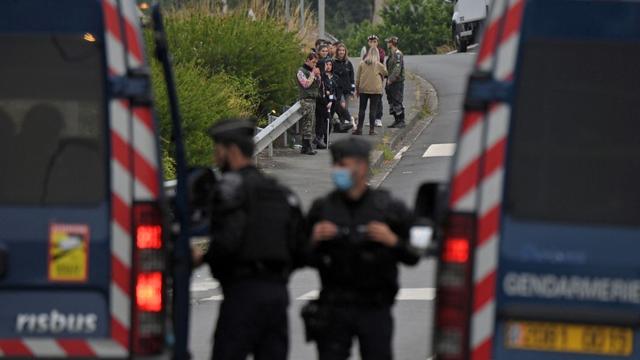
[505,321,634,356]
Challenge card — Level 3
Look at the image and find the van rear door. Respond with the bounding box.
[0,0,162,358]
[495,0,640,358]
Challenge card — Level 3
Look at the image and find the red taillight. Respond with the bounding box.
[434,213,476,360]
[137,225,162,249]
[136,272,163,312]
[133,202,165,355]
[443,237,470,263]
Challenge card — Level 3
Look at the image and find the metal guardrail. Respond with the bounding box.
[253,101,303,156]
[163,101,303,194]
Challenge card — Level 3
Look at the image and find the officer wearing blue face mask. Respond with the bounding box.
[303,137,421,360]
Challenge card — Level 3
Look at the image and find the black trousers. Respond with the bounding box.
[315,99,329,141]
[316,305,393,360]
[376,95,384,120]
[357,94,382,130]
[212,280,289,360]
[386,81,404,116]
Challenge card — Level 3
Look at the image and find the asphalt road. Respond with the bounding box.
[188,53,475,360]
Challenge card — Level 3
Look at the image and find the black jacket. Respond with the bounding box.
[204,166,308,285]
[307,189,421,305]
[321,73,339,104]
[333,58,355,95]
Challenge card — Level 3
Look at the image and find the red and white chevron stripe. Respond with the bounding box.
[449,0,525,359]
[1,0,160,357]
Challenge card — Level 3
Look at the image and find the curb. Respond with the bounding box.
[370,71,439,169]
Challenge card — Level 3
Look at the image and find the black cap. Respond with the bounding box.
[330,137,371,163]
[207,118,256,143]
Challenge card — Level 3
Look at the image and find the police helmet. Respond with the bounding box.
[207,117,256,156]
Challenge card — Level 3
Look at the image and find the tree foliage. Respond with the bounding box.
[337,0,452,55]
[144,6,306,176]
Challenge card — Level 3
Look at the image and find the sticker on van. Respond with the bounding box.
[48,223,89,282]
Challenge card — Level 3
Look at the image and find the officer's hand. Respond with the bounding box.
[192,246,205,268]
[367,222,399,247]
[312,221,338,243]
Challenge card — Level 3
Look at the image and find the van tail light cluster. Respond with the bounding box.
[133,202,165,355]
[434,213,475,360]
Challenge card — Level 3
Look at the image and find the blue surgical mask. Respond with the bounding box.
[331,168,354,191]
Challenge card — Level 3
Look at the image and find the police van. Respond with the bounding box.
[420,0,640,358]
[0,1,195,358]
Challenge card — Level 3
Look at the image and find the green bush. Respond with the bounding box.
[159,11,304,115]
[336,0,452,55]
[150,59,258,178]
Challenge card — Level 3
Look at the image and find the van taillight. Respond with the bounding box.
[434,213,475,360]
[133,203,165,355]
[136,272,163,312]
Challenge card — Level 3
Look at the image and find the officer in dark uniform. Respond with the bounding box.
[305,137,421,360]
[385,36,406,129]
[192,118,308,360]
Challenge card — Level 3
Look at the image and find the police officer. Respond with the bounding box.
[306,137,421,360]
[192,118,308,360]
[385,36,406,129]
[297,52,322,155]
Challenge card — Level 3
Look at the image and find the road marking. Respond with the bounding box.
[394,146,410,160]
[396,288,436,301]
[295,288,435,301]
[423,143,456,158]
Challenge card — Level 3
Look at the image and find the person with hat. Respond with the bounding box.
[192,118,308,360]
[303,137,421,360]
[385,36,406,129]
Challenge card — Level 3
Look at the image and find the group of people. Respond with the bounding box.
[193,118,422,360]
[296,35,406,155]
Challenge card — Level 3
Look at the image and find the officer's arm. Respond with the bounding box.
[305,199,325,268]
[389,199,421,266]
[287,193,311,270]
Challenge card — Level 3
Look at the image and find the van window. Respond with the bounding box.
[0,34,106,206]
[505,39,640,226]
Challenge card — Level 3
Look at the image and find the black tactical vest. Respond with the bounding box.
[238,171,295,264]
[315,189,400,304]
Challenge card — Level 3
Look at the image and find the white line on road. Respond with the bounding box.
[393,146,410,160]
[295,288,435,301]
[422,143,456,158]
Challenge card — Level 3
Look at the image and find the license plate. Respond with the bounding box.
[506,321,633,356]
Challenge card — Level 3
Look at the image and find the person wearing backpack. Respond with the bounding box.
[192,118,308,360]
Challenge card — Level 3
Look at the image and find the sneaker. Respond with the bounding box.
[375,119,383,127]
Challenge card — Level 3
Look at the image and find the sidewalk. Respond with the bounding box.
[259,63,432,210]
